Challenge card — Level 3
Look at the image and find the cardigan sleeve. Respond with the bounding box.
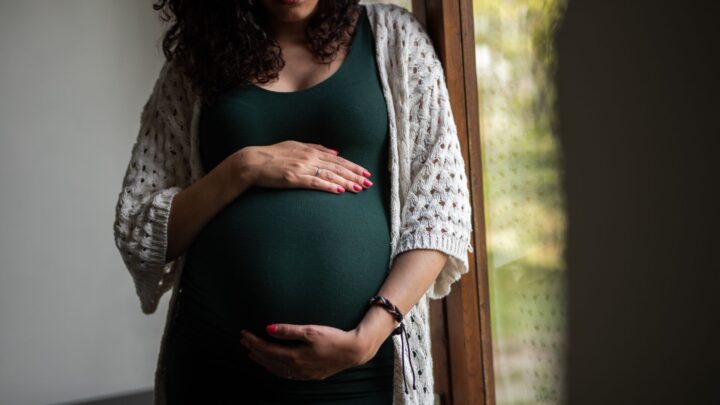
[112,59,194,314]
[393,10,475,300]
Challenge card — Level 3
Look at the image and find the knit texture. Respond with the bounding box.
[112,3,473,404]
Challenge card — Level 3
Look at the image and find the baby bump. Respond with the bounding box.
[178,185,392,339]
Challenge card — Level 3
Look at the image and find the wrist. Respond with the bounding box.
[226,146,257,191]
[353,305,399,365]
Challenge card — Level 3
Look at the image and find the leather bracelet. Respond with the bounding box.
[368,294,417,393]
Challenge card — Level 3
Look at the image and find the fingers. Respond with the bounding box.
[241,330,299,362]
[303,143,372,182]
[240,329,311,380]
[268,324,319,342]
[323,161,372,192]
[318,153,372,181]
[310,165,369,193]
[278,142,374,195]
[298,174,347,194]
[241,326,355,382]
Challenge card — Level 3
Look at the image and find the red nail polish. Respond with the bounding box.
[266,324,278,334]
[329,149,339,154]
[363,170,371,177]
[353,184,362,191]
[363,179,373,187]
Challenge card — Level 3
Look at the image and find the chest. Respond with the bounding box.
[197,71,389,174]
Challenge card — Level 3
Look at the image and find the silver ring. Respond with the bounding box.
[314,166,322,177]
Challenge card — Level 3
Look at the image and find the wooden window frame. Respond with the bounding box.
[410,1,496,404]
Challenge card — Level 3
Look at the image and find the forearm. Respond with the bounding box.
[165,147,255,262]
[354,249,449,364]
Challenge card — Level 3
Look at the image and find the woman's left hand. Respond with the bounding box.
[239,324,376,381]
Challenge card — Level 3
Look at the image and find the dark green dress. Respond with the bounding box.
[163,5,395,404]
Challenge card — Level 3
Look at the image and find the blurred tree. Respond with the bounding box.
[473,0,568,404]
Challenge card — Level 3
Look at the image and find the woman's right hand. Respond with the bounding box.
[234,140,373,194]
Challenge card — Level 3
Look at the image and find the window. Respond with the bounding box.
[367,1,568,403]
[473,0,568,403]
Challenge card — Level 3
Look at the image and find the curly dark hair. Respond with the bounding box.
[152,0,362,102]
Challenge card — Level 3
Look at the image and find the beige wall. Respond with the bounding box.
[0,1,167,403]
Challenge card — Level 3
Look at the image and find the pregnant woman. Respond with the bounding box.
[113,1,474,404]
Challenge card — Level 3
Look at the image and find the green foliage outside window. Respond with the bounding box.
[474,0,568,403]
[365,1,568,403]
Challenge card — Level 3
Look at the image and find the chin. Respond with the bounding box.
[262,0,318,21]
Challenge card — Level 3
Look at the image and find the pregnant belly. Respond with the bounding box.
[178,185,392,341]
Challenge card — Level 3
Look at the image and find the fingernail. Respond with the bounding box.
[266,324,278,334]
[329,149,339,154]
[353,184,362,192]
[337,186,345,193]
[362,170,371,177]
[363,179,373,187]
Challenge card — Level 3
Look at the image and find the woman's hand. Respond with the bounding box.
[234,140,373,194]
[239,323,379,381]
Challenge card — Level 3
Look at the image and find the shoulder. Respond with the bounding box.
[364,2,419,39]
[138,57,198,131]
[134,57,197,151]
[151,58,198,104]
[364,2,411,19]
[366,3,442,75]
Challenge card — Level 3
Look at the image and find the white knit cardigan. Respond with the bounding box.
[113,2,474,404]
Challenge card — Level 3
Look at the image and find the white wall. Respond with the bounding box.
[0,1,169,404]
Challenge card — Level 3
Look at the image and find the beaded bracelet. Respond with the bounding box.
[368,294,417,393]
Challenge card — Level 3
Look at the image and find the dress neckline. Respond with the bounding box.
[248,5,366,95]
